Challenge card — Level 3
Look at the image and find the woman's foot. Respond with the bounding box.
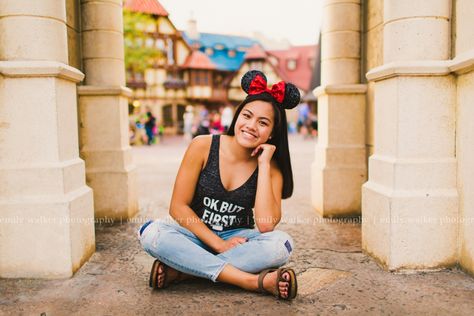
[260,269,291,299]
[156,263,182,287]
[150,260,194,289]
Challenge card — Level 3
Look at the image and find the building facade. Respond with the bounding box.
[124,0,320,135]
[124,0,191,134]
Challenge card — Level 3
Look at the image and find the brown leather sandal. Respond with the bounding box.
[257,267,298,300]
[149,259,182,289]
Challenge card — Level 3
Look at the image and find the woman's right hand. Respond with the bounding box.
[215,237,247,253]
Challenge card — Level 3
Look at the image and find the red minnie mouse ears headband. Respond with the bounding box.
[241,70,300,110]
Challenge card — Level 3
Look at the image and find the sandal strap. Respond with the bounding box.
[257,269,276,293]
[160,262,169,288]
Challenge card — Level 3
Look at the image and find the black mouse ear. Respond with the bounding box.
[241,70,267,93]
[282,83,300,109]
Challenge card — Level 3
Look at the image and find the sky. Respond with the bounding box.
[158,0,323,46]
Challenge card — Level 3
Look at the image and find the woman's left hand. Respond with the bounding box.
[251,144,276,164]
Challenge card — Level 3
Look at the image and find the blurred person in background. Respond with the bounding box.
[221,105,234,133]
[145,111,156,145]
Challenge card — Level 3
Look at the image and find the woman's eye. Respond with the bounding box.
[243,114,250,119]
[259,121,268,126]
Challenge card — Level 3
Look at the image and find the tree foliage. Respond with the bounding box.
[123,10,162,74]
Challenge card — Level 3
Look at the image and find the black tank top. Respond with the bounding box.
[190,135,258,231]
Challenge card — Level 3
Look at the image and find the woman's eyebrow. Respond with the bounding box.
[244,109,271,122]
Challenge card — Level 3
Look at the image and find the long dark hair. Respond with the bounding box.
[227,93,294,199]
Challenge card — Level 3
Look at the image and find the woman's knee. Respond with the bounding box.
[262,230,295,265]
[139,221,165,253]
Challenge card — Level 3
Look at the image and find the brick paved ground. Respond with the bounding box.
[1,135,473,315]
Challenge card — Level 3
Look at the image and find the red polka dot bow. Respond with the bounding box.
[248,74,286,103]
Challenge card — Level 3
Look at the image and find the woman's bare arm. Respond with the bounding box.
[254,157,283,233]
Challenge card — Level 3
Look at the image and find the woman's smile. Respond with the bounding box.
[241,129,257,139]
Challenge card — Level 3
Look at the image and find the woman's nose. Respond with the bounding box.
[247,119,258,130]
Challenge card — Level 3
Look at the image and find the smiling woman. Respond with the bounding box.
[138,70,301,300]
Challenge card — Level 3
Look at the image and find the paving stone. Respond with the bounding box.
[298,268,352,296]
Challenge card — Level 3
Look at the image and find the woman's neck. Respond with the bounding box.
[225,135,254,162]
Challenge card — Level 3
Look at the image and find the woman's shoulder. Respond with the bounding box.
[186,135,213,160]
[189,134,213,148]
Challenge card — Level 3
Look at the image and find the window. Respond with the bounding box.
[269,56,278,66]
[192,71,200,85]
[145,37,154,47]
[287,59,297,70]
[135,72,143,81]
[250,61,263,71]
[202,71,209,85]
[214,44,224,50]
[205,47,214,56]
[155,39,165,50]
[228,50,236,58]
[135,37,144,47]
[162,105,173,127]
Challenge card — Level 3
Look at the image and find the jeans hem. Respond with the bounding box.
[211,262,228,283]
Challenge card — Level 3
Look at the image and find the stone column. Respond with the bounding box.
[0,0,95,278]
[311,0,367,217]
[362,0,458,270]
[78,0,138,220]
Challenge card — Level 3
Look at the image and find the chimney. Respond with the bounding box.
[187,12,199,40]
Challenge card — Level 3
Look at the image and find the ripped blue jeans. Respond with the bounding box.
[138,217,294,282]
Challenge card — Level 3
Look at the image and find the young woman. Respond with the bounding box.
[138,70,300,300]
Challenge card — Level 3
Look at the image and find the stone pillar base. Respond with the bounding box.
[362,181,458,271]
[78,86,138,220]
[311,84,367,217]
[0,186,95,278]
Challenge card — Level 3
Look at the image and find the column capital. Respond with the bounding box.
[0,61,84,82]
[78,85,132,97]
[314,84,367,97]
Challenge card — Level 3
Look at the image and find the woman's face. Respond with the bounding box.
[234,100,275,148]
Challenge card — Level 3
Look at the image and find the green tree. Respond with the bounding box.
[123,10,162,75]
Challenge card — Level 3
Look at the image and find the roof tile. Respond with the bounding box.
[182,50,217,70]
[124,0,169,16]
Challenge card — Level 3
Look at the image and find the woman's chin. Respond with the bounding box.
[236,135,260,148]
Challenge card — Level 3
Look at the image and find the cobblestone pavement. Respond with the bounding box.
[1,135,473,315]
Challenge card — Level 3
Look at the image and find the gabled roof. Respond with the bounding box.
[182,50,216,70]
[268,45,318,91]
[182,32,258,71]
[245,44,267,60]
[123,0,169,16]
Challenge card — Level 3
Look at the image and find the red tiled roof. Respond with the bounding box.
[268,45,318,91]
[245,44,267,60]
[182,50,217,70]
[124,0,169,16]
